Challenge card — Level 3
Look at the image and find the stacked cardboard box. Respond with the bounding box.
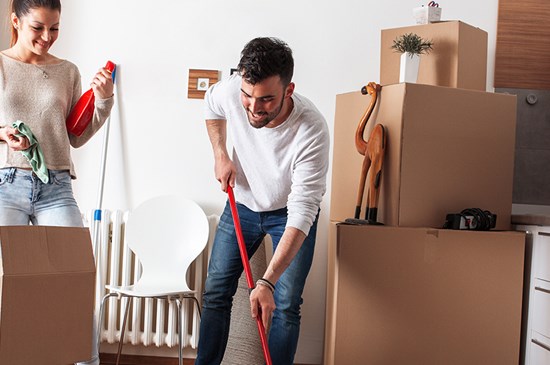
[330,83,516,230]
[380,21,488,91]
[327,224,525,365]
[325,21,523,365]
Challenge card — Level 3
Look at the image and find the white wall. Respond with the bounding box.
[0,0,10,47]
[2,1,500,363]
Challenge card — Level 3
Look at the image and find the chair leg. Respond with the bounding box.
[116,296,131,365]
[190,296,201,318]
[184,296,201,350]
[175,298,183,365]
[172,295,202,365]
[98,292,119,359]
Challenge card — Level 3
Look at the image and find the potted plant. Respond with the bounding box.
[391,33,433,83]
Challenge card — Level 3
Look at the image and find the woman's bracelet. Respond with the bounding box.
[256,278,275,293]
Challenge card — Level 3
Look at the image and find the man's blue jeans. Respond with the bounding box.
[195,201,318,365]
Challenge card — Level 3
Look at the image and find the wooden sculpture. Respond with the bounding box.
[351,82,387,224]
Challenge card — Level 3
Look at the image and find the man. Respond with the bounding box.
[196,37,329,365]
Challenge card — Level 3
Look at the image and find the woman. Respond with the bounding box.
[0,0,114,227]
[0,1,112,364]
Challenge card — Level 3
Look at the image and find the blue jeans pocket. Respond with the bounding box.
[51,171,72,186]
[0,170,10,186]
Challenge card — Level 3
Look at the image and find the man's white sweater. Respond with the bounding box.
[204,74,330,235]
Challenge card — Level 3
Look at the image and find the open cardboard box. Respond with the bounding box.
[380,21,488,91]
[0,226,95,365]
[330,83,517,230]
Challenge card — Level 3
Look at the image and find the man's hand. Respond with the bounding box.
[250,284,276,332]
[206,119,235,192]
[0,126,30,151]
[214,153,236,192]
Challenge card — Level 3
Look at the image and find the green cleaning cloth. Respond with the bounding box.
[12,120,49,183]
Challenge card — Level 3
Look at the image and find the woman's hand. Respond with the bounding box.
[90,66,114,99]
[0,126,30,151]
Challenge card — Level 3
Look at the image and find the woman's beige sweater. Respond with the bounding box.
[0,53,114,178]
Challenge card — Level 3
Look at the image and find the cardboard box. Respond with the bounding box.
[323,222,341,364]
[330,83,516,230]
[0,226,96,365]
[380,21,488,91]
[325,223,525,365]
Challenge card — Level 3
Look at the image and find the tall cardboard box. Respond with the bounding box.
[380,21,488,91]
[325,224,525,365]
[0,226,96,365]
[330,83,516,230]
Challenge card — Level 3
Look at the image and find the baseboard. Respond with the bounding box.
[99,353,190,365]
[99,353,314,365]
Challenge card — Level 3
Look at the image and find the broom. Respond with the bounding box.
[227,186,273,365]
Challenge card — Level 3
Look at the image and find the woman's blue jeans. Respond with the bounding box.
[0,168,83,227]
[195,201,318,365]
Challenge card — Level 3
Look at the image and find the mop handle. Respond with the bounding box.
[95,65,117,212]
[227,186,273,365]
[92,64,117,320]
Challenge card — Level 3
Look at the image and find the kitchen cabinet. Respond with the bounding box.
[516,224,550,365]
[495,0,550,89]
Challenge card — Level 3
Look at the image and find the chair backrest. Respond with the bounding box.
[125,195,209,290]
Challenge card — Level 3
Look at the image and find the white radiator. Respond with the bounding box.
[83,209,217,350]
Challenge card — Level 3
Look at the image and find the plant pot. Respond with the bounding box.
[399,52,420,83]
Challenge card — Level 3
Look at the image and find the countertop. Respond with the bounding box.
[511,214,550,227]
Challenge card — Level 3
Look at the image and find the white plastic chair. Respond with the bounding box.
[98,195,209,365]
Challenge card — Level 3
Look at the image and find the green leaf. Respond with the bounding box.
[391,33,433,55]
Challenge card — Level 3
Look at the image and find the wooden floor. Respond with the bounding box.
[99,354,191,365]
[99,353,311,365]
[100,353,189,365]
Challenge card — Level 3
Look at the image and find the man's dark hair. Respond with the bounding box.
[237,37,294,86]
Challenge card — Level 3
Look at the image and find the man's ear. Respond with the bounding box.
[285,82,295,98]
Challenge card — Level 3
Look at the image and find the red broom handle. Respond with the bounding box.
[227,186,273,365]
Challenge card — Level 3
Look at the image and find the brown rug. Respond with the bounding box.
[222,240,269,365]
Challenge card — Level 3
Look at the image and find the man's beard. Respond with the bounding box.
[246,97,284,129]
